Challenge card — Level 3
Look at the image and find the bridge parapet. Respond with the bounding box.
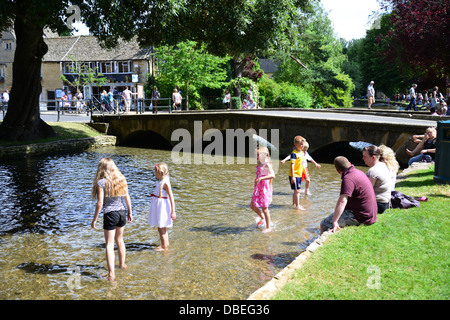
[92,110,436,167]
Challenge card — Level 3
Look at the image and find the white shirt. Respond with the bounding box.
[367,85,375,97]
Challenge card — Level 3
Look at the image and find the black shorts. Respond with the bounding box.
[103,210,127,230]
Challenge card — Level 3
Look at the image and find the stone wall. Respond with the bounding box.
[0,135,116,160]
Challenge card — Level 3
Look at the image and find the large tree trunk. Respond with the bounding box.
[232,56,247,98]
[0,15,56,141]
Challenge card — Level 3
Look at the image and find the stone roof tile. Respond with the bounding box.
[43,35,151,62]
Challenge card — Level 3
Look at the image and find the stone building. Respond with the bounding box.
[0,30,154,107]
[0,31,16,93]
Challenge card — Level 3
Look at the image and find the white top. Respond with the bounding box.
[366,162,392,204]
[367,85,375,97]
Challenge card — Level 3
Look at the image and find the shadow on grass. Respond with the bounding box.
[396,178,436,189]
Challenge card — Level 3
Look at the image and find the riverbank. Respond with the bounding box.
[0,122,115,160]
[250,163,449,300]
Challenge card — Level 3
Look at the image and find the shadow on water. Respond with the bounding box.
[93,242,159,252]
[250,252,299,269]
[189,224,254,235]
[17,262,103,279]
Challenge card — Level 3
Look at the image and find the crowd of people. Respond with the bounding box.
[366,81,449,116]
[395,84,449,115]
[223,86,257,110]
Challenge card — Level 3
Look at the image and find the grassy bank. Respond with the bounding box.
[273,166,449,300]
[0,122,103,146]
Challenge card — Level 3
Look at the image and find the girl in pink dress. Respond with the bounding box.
[250,147,275,233]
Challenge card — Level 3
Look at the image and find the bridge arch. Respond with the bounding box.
[311,141,374,166]
[121,130,173,150]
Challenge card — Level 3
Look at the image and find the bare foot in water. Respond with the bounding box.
[262,228,272,234]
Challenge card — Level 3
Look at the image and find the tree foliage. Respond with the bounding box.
[349,14,409,97]
[154,41,229,109]
[74,0,312,57]
[270,0,353,107]
[379,0,450,88]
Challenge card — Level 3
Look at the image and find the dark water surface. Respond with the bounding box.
[0,146,343,299]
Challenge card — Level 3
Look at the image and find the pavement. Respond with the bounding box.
[244,109,438,127]
[1,108,440,128]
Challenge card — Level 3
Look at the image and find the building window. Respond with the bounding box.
[0,65,5,82]
[118,61,131,73]
[99,62,113,74]
[4,42,12,50]
[80,62,96,73]
[63,62,75,74]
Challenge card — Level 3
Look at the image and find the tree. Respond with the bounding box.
[271,0,353,107]
[154,41,229,109]
[379,0,450,88]
[357,14,409,97]
[0,1,72,141]
[0,0,312,141]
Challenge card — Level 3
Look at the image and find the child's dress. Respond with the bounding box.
[148,179,173,228]
[251,164,273,208]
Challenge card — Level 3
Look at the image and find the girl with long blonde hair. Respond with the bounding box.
[91,158,133,282]
[148,163,176,251]
[378,144,400,191]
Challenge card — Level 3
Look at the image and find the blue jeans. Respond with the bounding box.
[408,153,432,166]
[406,97,417,111]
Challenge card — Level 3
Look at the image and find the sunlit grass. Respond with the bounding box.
[274,166,449,300]
[0,121,102,146]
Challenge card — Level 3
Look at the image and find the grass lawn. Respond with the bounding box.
[0,122,103,146]
[273,166,449,300]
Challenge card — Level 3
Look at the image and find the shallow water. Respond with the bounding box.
[0,146,343,300]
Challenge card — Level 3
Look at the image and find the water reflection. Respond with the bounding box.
[0,157,57,234]
[0,146,345,299]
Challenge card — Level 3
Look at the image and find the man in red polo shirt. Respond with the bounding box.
[320,156,377,234]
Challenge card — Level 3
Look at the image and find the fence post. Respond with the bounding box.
[57,99,61,122]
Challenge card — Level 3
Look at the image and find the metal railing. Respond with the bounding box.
[1,97,174,122]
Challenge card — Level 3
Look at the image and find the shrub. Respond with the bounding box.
[258,96,265,108]
[277,82,313,108]
[258,76,280,108]
[231,97,241,109]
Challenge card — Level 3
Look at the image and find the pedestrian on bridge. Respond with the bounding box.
[405,84,418,111]
[367,81,375,109]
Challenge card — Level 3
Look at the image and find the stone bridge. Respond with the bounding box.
[92,109,437,167]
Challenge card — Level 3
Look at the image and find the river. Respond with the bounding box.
[0,146,345,299]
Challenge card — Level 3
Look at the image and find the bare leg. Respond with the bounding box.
[114,226,127,269]
[251,202,264,220]
[157,227,169,251]
[304,178,311,195]
[293,189,305,210]
[261,207,272,233]
[104,229,116,281]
